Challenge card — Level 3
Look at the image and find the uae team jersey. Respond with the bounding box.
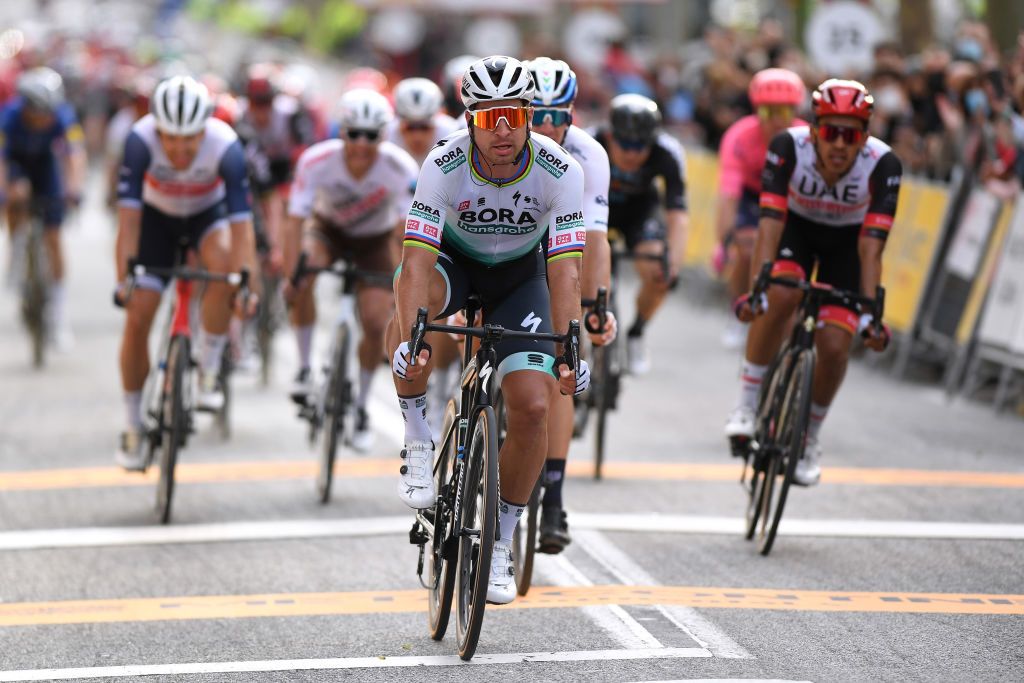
[760,126,902,237]
[288,138,419,238]
[402,129,586,266]
[718,114,808,198]
[117,114,251,222]
[558,125,610,233]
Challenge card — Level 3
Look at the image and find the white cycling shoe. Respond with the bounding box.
[397,440,435,509]
[348,408,374,454]
[486,542,516,605]
[724,405,755,439]
[196,373,225,412]
[627,336,651,375]
[793,437,823,486]
[115,429,147,471]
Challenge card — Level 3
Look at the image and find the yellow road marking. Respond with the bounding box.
[1,460,1023,492]
[1,586,1022,627]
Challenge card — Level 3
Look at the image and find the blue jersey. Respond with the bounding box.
[0,98,82,165]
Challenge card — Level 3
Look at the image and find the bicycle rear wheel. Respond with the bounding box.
[756,349,814,555]
[427,398,460,640]
[157,336,190,524]
[317,323,351,504]
[455,405,498,661]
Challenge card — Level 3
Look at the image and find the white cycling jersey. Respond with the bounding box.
[558,125,609,233]
[288,138,419,238]
[385,113,461,165]
[238,94,306,161]
[403,129,586,266]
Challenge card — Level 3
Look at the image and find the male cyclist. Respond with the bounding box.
[388,78,460,166]
[283,89,418,453]
[526,56,614,555]
[591,95,688,375]
[114,76,255,469]
[717,68,807,349]
[0,67,87,350]
[726,79,901,486]
[386,56,589,605]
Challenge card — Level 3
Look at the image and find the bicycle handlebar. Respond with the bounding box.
[117,259,251,308]
[289,251,393,289]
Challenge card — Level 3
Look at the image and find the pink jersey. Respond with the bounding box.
[718,114,808,199]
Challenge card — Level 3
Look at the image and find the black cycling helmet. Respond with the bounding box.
[609,93,661,145]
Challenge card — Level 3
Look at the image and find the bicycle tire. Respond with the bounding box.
[592,338,615,480]
[215,344,233,441]
[317,323,350,504]
[257,272,278,387]
[427,398,460,640]
[157,336,189,524]
[756,349,814,556]
[514,478,541,596]
[744,349,791,540]
[455,405,498,661]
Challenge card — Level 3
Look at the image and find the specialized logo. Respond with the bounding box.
[479,361,493,395]
[410,201,441,223]
[434,146,466,174]
[522,312,542,333]
[595,195,608,206]
[536,147,570,178]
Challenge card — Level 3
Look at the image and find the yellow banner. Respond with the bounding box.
[682,149,721,271]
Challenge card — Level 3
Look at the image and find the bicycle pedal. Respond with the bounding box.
[409,522,429,546]
[728,435,751,458]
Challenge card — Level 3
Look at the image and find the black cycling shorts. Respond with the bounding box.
[618,217,666,251]
[734,188,760,231]
[135,203,228,292]
[434,241,557,383]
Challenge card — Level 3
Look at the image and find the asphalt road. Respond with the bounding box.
[1,171,1022,682]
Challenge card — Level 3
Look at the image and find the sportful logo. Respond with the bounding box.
[434,146,466,174]
[536,147,570,178]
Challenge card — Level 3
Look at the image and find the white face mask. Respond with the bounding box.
[874,86,906,115]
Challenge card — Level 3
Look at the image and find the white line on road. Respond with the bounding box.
[0,648,711,681]
[574,529,752,660]
[6,514,1023,552]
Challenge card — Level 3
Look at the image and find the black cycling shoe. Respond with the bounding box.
[538,505,571,554]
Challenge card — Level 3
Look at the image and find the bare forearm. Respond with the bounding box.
[858,237,884,297]
[716,196,738,242]
[68,148,87,195]
[396,254,433,342]
[749,217,783,282]
[581,234,611,300]
[666,210,688,267]
[115,207,141,281]
[548,258,582,347]
[229,220,255,272]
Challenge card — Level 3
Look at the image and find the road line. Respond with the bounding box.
[0,648,711,681]
[2,586,1022,629]
[4,460,1024,492]
[5,515,1024,552]
[574,529,752,660]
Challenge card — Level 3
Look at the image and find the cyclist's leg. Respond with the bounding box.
[723,190,760,348]
[38,163,70,344]
[289,218,335,387]
[195,206,234,399]
[629,218,671,334]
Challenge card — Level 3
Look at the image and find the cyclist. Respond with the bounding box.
[526,56,614,555]
[591,94,688,375]
[386,56,589,605]
[717,68,807,349]
[726,79,901,486]
[0,67,87,350]
[283,89,418,454]
[388,78,460,166]
[113,76,256,470]
[105,71,154,207]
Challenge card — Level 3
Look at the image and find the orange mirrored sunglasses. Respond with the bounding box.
[470,105,530,131]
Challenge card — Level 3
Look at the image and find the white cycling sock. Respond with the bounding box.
[124,391,142,431]
[807,402,829,442]
[295,325,314,371]
[199,331,228,376]
[357,368,374,410]
[498,498,525,544]
[738,360,768,411]
[398,393,432,443]
[48,281,67,329]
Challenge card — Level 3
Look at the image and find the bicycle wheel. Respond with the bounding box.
[257,272,279,386]
[20,222,47,368]
[592,336,617,480]
[317,323,351,504]
[744,349,791,540]
[756,349,814,555]
[214,344,233,440]
[514,478,541,596]
[455,405,498,661]
[427,398,460,640]
[156,336,189,524]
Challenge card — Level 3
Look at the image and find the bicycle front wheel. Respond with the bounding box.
[744,348,792,540]
[427,398,460,640]
[756,349,814,555]
[455,405,498,661]
[317,323,350,504]
[157,336,189,524]
[592,338,617,480]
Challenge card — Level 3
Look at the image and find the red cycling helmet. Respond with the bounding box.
[748,68,806,107]
[212,93,240,127]
[245,63,277,104]
[811,78,874,122]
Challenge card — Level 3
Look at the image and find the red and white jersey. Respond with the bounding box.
[288,139,419,238]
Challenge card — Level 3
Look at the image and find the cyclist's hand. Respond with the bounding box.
[112,282,131,308]
[557,358,590,396]
[393,341,431,381]
[733,291,768,323]
[265,246,284,277]
[587,310,617,347]
[235,290,258,318]
[858,313,891,352]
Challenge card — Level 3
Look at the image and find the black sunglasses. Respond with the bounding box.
[345,129,381,142]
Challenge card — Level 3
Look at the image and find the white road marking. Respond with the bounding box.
[0,648,711,681]
[6,514,1023,552]
[573,529,752,660]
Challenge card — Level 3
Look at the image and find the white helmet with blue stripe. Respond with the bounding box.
[525,57,577,107]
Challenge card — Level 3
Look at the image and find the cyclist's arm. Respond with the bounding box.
[749,132,796,282]
[547,160,586,346]
[397,164,449,339]
[716,123,744,242]
[115,205,141,283]
[659,135,689,270]
[581,140,611,299]
[114,130,150,281]
[59,108,87,199]
[220,139,256,272]
[284,145,321,276]
[858,151,903,298]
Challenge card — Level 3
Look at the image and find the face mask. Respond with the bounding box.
[955,38,984,63]
[964,88,990,117]
[874,86,905,115]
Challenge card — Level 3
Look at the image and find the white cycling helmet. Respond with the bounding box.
[17,67,65,113]
[460,56,535,110]
[526,57,577,107]
[393,78,443,122]
[151,76,211,136]
[337,88,394,131]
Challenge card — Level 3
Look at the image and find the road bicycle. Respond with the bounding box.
[739,261,883,555]
[408,298,580,660]
[124,253,249,524]
[289,252,392,504]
